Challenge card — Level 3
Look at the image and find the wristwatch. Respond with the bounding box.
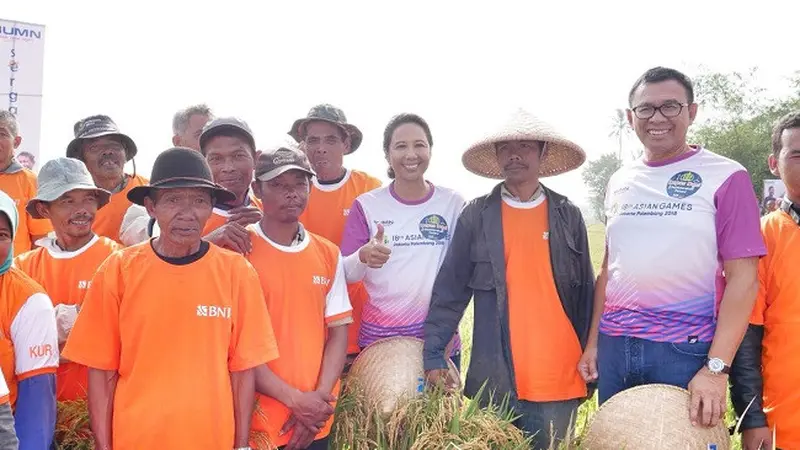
[705,357,730,375]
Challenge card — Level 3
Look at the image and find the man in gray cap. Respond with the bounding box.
[14,158,120,415]
[198,117,263,254]
[68,115,148,243]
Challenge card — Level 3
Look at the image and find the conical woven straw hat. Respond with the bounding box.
[347,336,460,415]
[583,384,730,450]
[462,108,586,179]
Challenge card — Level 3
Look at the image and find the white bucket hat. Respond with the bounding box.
[462,108,586,179]
[26,157,112,219]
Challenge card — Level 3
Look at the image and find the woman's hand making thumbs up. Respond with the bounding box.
[358,223,392,269]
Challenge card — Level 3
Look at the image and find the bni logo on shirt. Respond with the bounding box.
[196,305,232,319]
[313,275,331,286]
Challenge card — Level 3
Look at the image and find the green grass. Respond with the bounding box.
[457,223,743,448]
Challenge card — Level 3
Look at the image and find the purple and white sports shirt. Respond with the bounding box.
[600,147,766,343]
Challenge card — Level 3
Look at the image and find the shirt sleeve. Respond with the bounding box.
[11,293,58,380]
[340,200,371,257]
[61,256,122,371]
[714,170,767,261]
[749,223,770,326]
[325,252,353,327]
[228,259,279,372]
[14,374,55,450]
[119,204,152,247]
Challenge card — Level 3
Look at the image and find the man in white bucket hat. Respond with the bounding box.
[423,108,595,449]
[15,158,121,407]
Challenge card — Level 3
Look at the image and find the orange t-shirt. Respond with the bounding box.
[202,193,263,236]
[750,210,800,448]
[299,169,381,354]
[0,267,59,408]
[92,174,148,244]
[246,225,352,447]
[0,169,53,252]
[502,198,586,402]
[62,242,279,450]
[14,235,121,401]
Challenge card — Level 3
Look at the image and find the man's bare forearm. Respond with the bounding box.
[231,369,255,447]
[87,369,118,450]
[254,365,300,409]
[710,257,760,363]
[316,325,349,394]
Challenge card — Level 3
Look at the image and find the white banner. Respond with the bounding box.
[0,19,45,171]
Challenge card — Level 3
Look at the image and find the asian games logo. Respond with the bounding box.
[419,214,449,241]
[666,171,703,199]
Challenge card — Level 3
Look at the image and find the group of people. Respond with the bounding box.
[0,65,795,450]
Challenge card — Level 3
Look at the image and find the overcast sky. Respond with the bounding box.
[4,0,799,206]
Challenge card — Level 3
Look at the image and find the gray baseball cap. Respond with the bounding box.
[199,117,256,155]
[255,141,316,182]
[27,157,112,219]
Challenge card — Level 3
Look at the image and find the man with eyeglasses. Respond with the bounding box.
[578,67,765,430]
[67,115,148,244]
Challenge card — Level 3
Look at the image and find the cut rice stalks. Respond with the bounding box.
[332,380,532,450]
[54,399,94,450]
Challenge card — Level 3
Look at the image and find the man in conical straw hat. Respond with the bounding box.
[423,108,595,449]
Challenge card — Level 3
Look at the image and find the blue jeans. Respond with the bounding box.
[512,398,581,450]
[597,332,710,405]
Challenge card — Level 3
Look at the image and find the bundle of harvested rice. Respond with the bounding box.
[54,399,93,450]
[333,336,530,449]
[250,395,277,450]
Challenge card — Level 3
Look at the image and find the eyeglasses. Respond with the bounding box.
[631,102,688,120]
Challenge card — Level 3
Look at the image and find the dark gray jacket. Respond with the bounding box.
[423,183,595,402]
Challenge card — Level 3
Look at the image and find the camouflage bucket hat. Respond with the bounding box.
[67,115,138,161]
[288,104,363,154]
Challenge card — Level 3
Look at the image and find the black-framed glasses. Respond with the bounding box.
[631,102,688,119]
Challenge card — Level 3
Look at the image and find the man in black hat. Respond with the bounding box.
[67,115,148,243]
[290,104,381,367]
[63,147,279,450]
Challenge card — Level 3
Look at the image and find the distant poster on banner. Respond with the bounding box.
[0,19,45,171]
[762,179,785,214]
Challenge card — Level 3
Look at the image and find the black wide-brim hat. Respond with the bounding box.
[127,147,236,206]
[67,115,138,161]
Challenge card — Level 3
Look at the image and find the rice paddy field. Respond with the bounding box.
[456,223,744,449]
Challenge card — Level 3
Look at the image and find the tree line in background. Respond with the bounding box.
[583,68,800,223]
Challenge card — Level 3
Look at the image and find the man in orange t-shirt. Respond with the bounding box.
[731,111,800,450]
[423,110,594,450]
[0,110,52,252]
[290,104,381,364]
[247,143,351,450]
[14,157,121,405]
[67,115,148,244]
[63,147,278,450]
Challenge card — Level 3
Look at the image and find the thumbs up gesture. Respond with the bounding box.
[358,223,392,269]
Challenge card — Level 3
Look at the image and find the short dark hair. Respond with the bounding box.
[628,67,695,107]
[772,111,800,157]
[382,113,433,179]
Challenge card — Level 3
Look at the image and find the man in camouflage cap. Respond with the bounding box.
[289,104,382,369]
